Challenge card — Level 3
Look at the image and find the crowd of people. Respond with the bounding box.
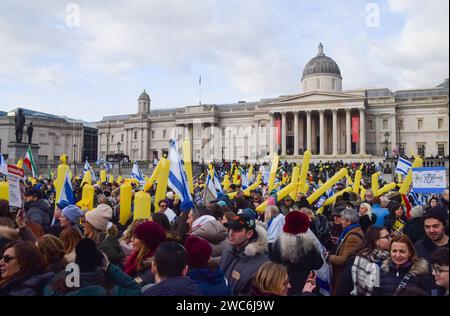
[0,159,448,297]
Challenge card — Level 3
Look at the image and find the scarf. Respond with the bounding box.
[124,249,153,275]
[368,249,390,264]
[339,223,360,243]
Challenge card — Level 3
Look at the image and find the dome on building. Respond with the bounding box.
[138,90,150,101]
[302,43,342,80]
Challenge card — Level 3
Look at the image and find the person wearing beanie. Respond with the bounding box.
[270,210,324,295]
[404,205,427,244]
[384,201,407,237]
[185,235,231,296]
[44,238,141,296]
[85,204,113,236]
[414,206,449,264]
[60,205,84,235]
[123,221,166,287]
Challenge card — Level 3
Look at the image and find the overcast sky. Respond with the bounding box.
[0,0,448,122]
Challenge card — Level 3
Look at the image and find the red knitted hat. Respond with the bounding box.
[134,221,166,251]
[283,211,311,235]
[184,235,212,268]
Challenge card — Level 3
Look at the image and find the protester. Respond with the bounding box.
[123,221,166,287]
[151,212,182,242]
[301,207,332,250]
[363,189,375,206]
[143,241,203,296]
[279,196,294,216]
[220,213,269,295]
[371,196,390,227]
[0,240,54,296]
[185,235,231,296]
[98,222,124,266]
[250,262,291,296]
[373,235,434,296]
[384,201,407,237]
[59,226,82,263]
[264,205,285,255]
[271,211,324,295]
[36,234,67,274]
[404,205,426,244]
[44,238,141,296]
[358,202,377,233]
[24,188,52,233]
[440,189,449,209]
[414,207,449,263]
[430,247,449,296]
[59,205,84,235]
[326,208,364,295]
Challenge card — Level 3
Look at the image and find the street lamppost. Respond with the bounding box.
[117,141,121,176]
[73,144,77,176]
[384,132,390,158]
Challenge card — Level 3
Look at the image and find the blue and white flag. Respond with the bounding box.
[326,187,334,199]
[213,170,223,193]
[395,157,413,177]
[0,154,7,175]
[168,139,194,211]
[262,171,270,185]
[241,173,249,190]
[83,160,97,181]
[131,161,144,181]
[96,158,112,172]
[58,171,75,205]
[205,173,218,200]
[316,195,327,209]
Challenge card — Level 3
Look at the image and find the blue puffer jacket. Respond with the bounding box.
[44,264,141,296]
[142,276,203,296]
[188,267,231,296]
[0,272,55,296]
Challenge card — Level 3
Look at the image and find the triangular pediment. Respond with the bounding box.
[270,91,365,104]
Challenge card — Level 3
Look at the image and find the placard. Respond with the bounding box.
[412,167,447,194]
[7,164,25,208]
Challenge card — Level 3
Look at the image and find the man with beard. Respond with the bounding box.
[415,207,449,263]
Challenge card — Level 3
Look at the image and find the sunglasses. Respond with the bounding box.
[0,255,17,264]
[160,204,168,208]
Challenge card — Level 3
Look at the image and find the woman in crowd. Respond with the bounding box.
[358,202,377,233]
[59,205,84,235]
[373,235,435,296]
[98,223,125,267]
[36,234,67,274]
[152,212,182,243]
[59,226,82,263]
[0,241,54,296]
[384,201,407,237]
[250,262,291,296]
[264,205,285,256]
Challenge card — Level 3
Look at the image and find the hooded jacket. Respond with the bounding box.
[270,229,324,295]
[191,220,230,263]
[142,276,203,296]
[25,199,51,232]
[219,225,269,296]
[373,258,435,296]
[187,266,231,296]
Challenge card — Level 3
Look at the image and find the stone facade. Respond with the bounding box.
[97,44,449,163]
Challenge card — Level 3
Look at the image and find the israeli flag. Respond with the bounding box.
[0,154,7,175]
[83,160,97,181]
[262,171,270,185]
[395,157,413,177]
[168,139,194,210]
[326,187,334,199]
[213,169,223,193]
[316,195,327,209]
[131,161,144,181]
[241,173,249,190]
[58,171,75,205]
[205,173,218,200]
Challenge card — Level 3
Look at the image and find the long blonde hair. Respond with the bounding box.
[253,262,289,296]
[360,202,373,220]
[264,206,280,223]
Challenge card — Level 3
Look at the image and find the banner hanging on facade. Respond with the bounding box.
[352,116,360,143]
[275,118,281,145]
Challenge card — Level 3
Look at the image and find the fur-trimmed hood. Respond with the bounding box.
[381,258,429,276]
[278,229,322,264]
[243,224,267,258]
[0,226,19,241]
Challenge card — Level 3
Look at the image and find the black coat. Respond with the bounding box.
[414,237,448,263]
[270,232,324,295]
[359,214,377,233]
[0,272,55,296]
[142,277,203,296]
[372,259,434,296]
[404,218,426,244]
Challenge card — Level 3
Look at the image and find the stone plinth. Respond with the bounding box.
[7,142,40,164]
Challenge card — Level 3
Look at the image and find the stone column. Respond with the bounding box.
[375,114,380,155]
[255,120,259,160]
[332,109,338,155]
[281,112,287,156]
[359,108,366,155]
[391,113,397,152]
[306,111,312,151]
[293,111,299,156]
[319,110,325,155]
[269,113,275,156]
[346,109,352,155]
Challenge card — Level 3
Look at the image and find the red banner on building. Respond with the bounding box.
[275,118,281,145]
[352,116,359,143]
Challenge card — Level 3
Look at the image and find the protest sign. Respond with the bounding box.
[7,164,24,208]
[412,167,447,194]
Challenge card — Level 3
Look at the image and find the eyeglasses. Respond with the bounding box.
[0,255,17,264]
[379,234,391,240]
[431,265,449,275]
[160,204,168,208]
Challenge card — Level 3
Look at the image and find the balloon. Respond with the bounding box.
[0,182,9,201]
[377,182,397,197]
[353,170,362,194]
[183,140,194,194]
[323,187,352,207]
[81,171,92,186]
[307,168,348,204]
[120,183,132,225]
[371,172,380,197]
[144,160,161,192]
[154,157,170,211]
[134,191,151,220]
[289,166,300,200]
[399,156,423,194]
[77,184,94,211]
[268,155,280,191]
[100,170,107,183]
[360,187,366,200]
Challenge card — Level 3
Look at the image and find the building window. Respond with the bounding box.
[53,156,60,162]
[111,135,114,142]
[260,124,266,134]
[38,155,48,164]
[438,118,444,129]
[151,130,155,139]
[437,143,445,157]
[163,130,167,139]
[382,119,388,130]
[399,143,406,156]
[121,134,124,142]
[287,121,292,131]
[316,79,320,89]
[368,120,373,130]
[417,143,426,157]
[398,119,404,130]
[417,119,423,130]
[134,131,137,140]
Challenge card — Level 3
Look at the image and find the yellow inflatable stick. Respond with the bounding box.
[134,191,151,220]
[183,140,194,194]
[307,168,348,204]
[120,183,132,225]
[377,182,397,197]
[399,156,423,195]
[100,170,107,183]
[353,169,362,194]
[371,172,380,197]
[0,182,9,201]
[144,160,161,192]
[154,157,170,212]
[289,166,300,200]
[268,155,280,192]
